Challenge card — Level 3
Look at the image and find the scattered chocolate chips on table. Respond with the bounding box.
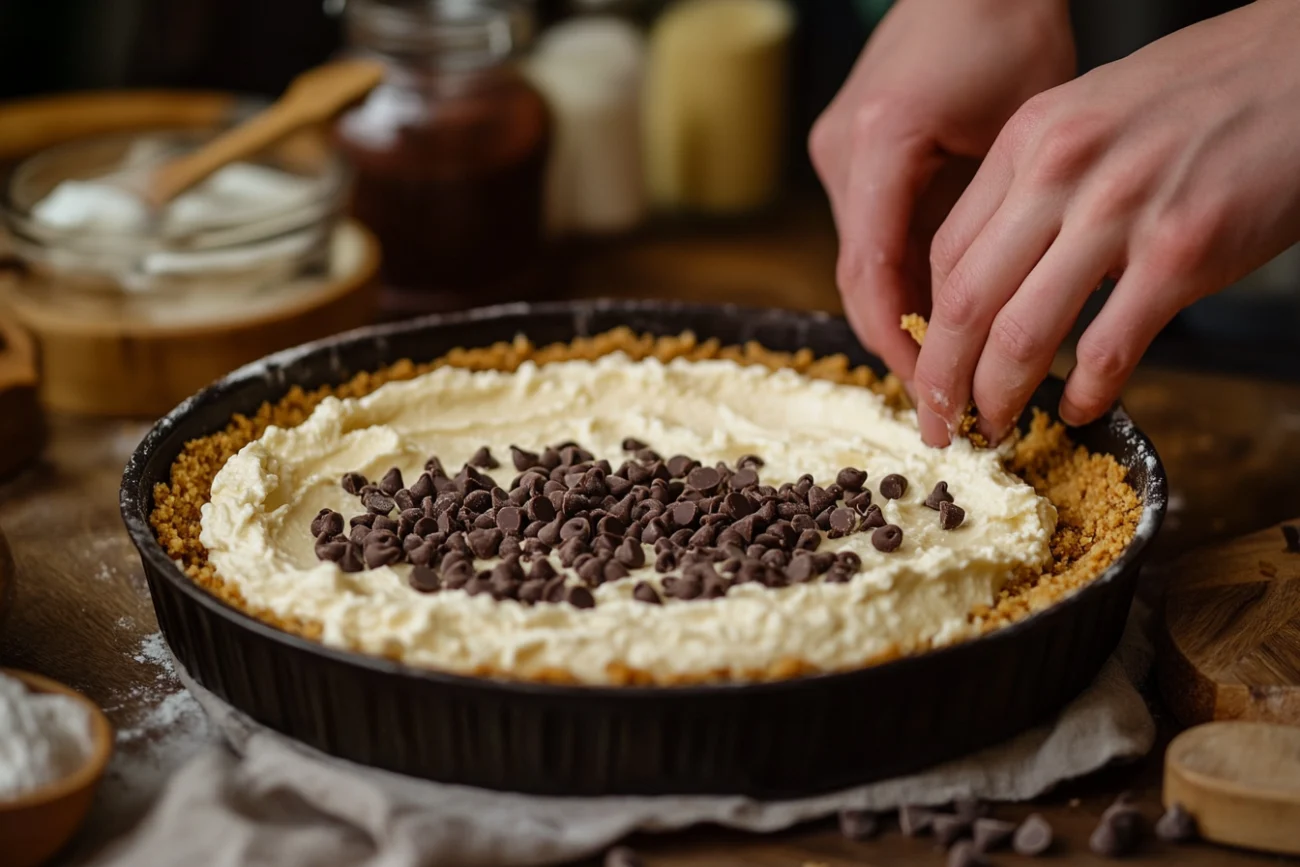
[1090,799,1143,857]
[970,817,1015,853]
[602,845,643,867]
[899,804,935,837]
[314,440,963,609]
[946,839,987,867]
[1013,812,1054,856]
[932,813,972,848]
[837,808,881,841]
[1154,802,1197,843]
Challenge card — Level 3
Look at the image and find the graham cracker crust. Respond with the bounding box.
[148,326,1142,685]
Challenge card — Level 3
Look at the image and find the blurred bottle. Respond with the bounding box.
[525,17,647,236]
[642,0,794,216]
[335,0,551,317]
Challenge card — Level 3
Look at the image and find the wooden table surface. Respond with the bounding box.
[3,194,1300,865]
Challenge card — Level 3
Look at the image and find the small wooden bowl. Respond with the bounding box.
[0,670,113,867]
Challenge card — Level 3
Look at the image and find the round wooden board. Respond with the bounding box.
[1157,518,1300,726]
[2,220,379,417]
[1165,721,1300,855]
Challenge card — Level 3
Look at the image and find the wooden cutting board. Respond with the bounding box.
[1157,518,1300,726]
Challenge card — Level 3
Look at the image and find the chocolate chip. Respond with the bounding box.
[933,814,972,848]
[566,585,596,609]
[340,544,364,573]
[761,548,789,569]
[971,818,1016,853]
[315,540,348,562]
[828,507,857,534]
[508,445,538,472]
[604,559,630,582]
[871,524,903,553]
[615,537,646,568]
[560,517,591,543]
[1090,803,1141,857]
[837,809,880,841]
[654,550,677,573]
[408,564,441,592]
[806,485,835,517]
[669,574,703,600]
[378,467,404,496]
[557,537,589,567]
[467,528,503,559]
[685,465,722,494]
[880,473,908,500]
[523,495,555,524]
[939,501,966,530]
[495,506,524,534]
[862,504,886,530]
[846,490,872,513]
[1155,803,1197,843]
[730,467,760,489]
[663,455,694,478]
[518,578,546,604]
[442,558,473,588]
[837,551,862,572]
[925,480,955,510]
[603,845,643,867]
[795,528,820,551]
[790,513,817,534]
[946,840,986,867]
[634,448,661,464]
[364,543,402,569]
[836,467,867,492]
[541,575,567,602]
[341,471,368,495]
[311,509,344,538]
[469,445,498,469]
[350,513,377,528]
[815,509,832,531]
[1284,524,1300,553]
[1015,813,1054,856]
[577,556,606,586]
[900,804,935,836]
[363,490,396,515]
[670,528,694,547]
[632,581,661,604]
[786,552,820,582]
[409,542,437,566]
[528,558,557,582]
[621,437,647,452]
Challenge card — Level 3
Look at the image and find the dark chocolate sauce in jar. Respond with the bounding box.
[336,0,551,317]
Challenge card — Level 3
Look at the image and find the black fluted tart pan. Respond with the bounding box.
[120,300,1166,798]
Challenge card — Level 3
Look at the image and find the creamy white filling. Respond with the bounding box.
[200,354,1057,683]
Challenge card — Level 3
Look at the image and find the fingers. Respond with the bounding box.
[928,137,1014,295]
[1059,262,1189,426]
[969,221,1122,441]
[912,184,1060,446]
[836,119,940,383]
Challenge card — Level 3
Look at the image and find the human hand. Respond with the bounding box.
[809,0,1075,385]
[914,0,1300,446]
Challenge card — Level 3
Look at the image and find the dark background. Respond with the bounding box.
[3,0,1290,380]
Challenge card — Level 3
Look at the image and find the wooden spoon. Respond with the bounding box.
[144,59,385,208]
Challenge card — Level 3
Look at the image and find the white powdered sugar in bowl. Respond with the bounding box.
[0,672,94,800]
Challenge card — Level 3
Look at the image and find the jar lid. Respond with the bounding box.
[345,0,535,70]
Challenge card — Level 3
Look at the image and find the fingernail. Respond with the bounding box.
[976,416,1009,445]
[1058,398,1087,427]
[918,404,951,447]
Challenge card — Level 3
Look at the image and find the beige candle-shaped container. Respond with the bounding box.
[644,0,794,214]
